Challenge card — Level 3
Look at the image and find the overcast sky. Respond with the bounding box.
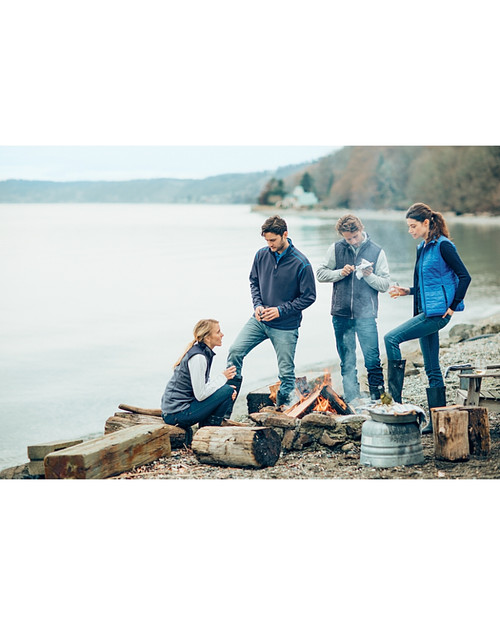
[0,146,339,182]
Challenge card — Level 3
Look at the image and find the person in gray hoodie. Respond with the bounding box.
[316,214,390,403]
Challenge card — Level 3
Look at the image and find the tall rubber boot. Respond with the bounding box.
[422,386,447,434]
[369,385,384,400]
[387,359,406,404]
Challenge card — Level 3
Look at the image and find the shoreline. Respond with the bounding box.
[3,312,500,480]
[250,204,500,224]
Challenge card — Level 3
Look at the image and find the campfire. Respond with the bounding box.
[270,374,354,418]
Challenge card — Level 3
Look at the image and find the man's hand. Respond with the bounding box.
[341,264,355,277]
[254,306,264,320]
[259,306,280,321]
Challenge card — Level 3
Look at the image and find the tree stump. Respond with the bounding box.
[192,426,281,468]
[432,406,470,462]
[457,405,491,456]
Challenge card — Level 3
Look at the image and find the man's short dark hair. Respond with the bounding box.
[261,215,288,237]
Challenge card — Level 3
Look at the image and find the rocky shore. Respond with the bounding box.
[117,313,500,480]
[3,314,499,480]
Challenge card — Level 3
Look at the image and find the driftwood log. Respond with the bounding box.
[45,424,172,479]
[118,403,162,416]
[192,426,281,468]
[432,406,470,462]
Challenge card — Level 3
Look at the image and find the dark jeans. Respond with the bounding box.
[332,316,384,402]
[162,384,234,429]
[384,313,451,387]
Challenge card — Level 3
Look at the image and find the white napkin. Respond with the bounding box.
[355,258,373,279]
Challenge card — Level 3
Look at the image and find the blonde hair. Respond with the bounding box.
[173,319,219,369]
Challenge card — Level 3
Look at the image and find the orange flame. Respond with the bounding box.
[313,395,337,414]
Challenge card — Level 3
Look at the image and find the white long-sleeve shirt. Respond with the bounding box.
[187,355,227,401]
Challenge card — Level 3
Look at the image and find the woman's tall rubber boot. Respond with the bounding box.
[422,386,447,434]
[387,360,406,404]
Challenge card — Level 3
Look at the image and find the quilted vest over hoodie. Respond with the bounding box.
[330,237,382,318]
[161,342,214,415]
[416,235,465,317]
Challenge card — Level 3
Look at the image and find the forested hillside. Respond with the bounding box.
[282,146,500,215]
[0,162,307,204]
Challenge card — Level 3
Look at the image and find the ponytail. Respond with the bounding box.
[172,319,219,369]
[406,202,450,241]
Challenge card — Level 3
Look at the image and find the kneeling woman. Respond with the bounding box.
[161,319,237,439]
[384,203,471,433]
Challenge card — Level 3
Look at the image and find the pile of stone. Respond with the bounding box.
[248,409,365,453]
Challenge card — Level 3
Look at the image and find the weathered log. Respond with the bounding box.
[432,406,470,462]
[28,438,84,461]
[192,426,281,468]
[104,412,188,448]
[458,405,491,456]
[45,424,172,479]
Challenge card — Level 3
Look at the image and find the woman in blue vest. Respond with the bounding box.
[161,319,237,443]
[384,203,471,433]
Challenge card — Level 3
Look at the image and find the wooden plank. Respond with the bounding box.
[28,438,84,461]
[28,460,46,477]
[456,389,500,411]
[44,424,172,479]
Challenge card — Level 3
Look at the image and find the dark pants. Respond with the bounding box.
[384,312,451,387]
[332,316,384,403]
[162,384,234,428]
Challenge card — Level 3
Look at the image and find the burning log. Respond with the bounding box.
[320,385,354,415]
[284,384,353,419]
[285,388,323,419]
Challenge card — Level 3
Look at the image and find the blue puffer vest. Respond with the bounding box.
[161,342,214,415]
[330,237,382,318]
[415,235,465,317]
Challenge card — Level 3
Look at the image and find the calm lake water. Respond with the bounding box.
[1,203,499,470]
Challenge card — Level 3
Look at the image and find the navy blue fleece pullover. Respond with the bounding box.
[249,238,316,330]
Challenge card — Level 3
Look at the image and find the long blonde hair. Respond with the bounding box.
[173,319,219,369]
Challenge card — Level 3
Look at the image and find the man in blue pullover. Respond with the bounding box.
[227,215,316,409]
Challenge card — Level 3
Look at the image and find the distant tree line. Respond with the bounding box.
[259,146,500,215]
